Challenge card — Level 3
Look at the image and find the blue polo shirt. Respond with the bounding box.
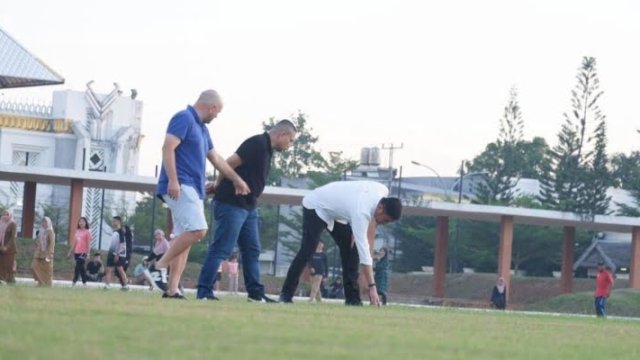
[156,106,213,199]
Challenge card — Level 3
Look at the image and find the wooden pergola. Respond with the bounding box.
[2,164,639,301]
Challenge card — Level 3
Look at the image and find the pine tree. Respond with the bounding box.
[538,57,610,215]
[473,86,523,204]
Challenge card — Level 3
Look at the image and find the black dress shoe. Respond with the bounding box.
[162,292,186,299]
[248,294,278,303]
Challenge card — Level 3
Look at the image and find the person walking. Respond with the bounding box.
[115,224,134,285]
[68,217,91,286]
[374,247,389,305]
[308,242,328,303]
[196,119,296,302]
[32,217,55,286]
[0,210,18,284]
[155,89,250,299]
[103,216,129,290]
[594,261,614,317]
[279,181,402,306]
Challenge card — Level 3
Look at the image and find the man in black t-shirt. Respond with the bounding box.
[86,253,104,282]
[115,225,134,286]
[196,120,296,302]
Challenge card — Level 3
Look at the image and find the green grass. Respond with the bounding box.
[527,288,640,317]
[1,287,639,360]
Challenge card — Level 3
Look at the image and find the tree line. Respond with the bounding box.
[124,56,639,276]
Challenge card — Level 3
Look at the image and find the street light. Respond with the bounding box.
[410,160,451,199]
[412,160,458,273]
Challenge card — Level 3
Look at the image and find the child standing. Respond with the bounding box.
[227,254,239,295]
[69,217,91,286]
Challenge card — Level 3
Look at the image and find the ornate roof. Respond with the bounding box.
[0,26,64,88]
[573,240,631,272]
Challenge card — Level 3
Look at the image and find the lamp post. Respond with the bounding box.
[410,160,451,200]
[412,160,458,273]
[452,161,465,274]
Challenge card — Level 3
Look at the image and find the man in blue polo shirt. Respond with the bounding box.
[155,89,250,299]
[196,120,297,302]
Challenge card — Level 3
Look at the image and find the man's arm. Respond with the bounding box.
[607,273,614,297]
[352,217,381,306]
[207,150,250,195]
[162,134,182,200]
[206,153,243,194]
[367,219,376,255]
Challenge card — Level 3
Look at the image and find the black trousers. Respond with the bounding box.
[73,253,88,284]
[281,208,362,305]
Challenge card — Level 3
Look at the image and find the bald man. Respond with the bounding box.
[155,89,250,299]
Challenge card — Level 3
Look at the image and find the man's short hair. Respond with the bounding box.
[112,216,122,222]
[93,253,101,257]
[380,197,402,221]
[196,89,222,105]
[270,119,297,134]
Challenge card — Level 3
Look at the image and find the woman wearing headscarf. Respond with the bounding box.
[490,276,507,310]
[32,216,55,286]
[374,247,389,305]
[0,209,18,284]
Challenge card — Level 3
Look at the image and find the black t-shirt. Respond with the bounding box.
[215,132,273,210]
[87,261,102,275]
[309,252,327,277]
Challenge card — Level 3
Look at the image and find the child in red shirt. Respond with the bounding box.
[594,261,614,317]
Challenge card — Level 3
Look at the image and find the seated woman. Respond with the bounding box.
[142,229,171,291]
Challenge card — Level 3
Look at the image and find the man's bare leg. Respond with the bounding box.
[104,268,112,287]
[116,266,128,286]
[158,230,206,295]
[156,230,206,269]
[167,248,190,295]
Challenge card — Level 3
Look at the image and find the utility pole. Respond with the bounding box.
[381,143,403,189]
[452,160,465,273]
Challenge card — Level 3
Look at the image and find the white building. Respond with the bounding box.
[0,84,143,248]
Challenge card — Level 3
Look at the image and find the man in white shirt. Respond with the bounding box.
[279,181,402,306]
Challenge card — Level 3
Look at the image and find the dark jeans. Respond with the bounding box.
[280,208,361,305]
[73,253,88,284]
[197,201,264,299]
[595,296,607,317]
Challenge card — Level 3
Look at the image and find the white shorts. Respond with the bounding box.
[162,184,208,236]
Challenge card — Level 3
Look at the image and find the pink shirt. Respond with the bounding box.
[153,238,170,256]
[228,261,239,276]
[74,229,91,254]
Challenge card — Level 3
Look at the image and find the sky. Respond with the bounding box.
[1,0,639,178]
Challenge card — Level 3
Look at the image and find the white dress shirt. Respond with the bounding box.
[302,181,389,266]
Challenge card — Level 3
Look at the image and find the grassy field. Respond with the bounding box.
[527,289,640,317]
[1,286,639,360]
